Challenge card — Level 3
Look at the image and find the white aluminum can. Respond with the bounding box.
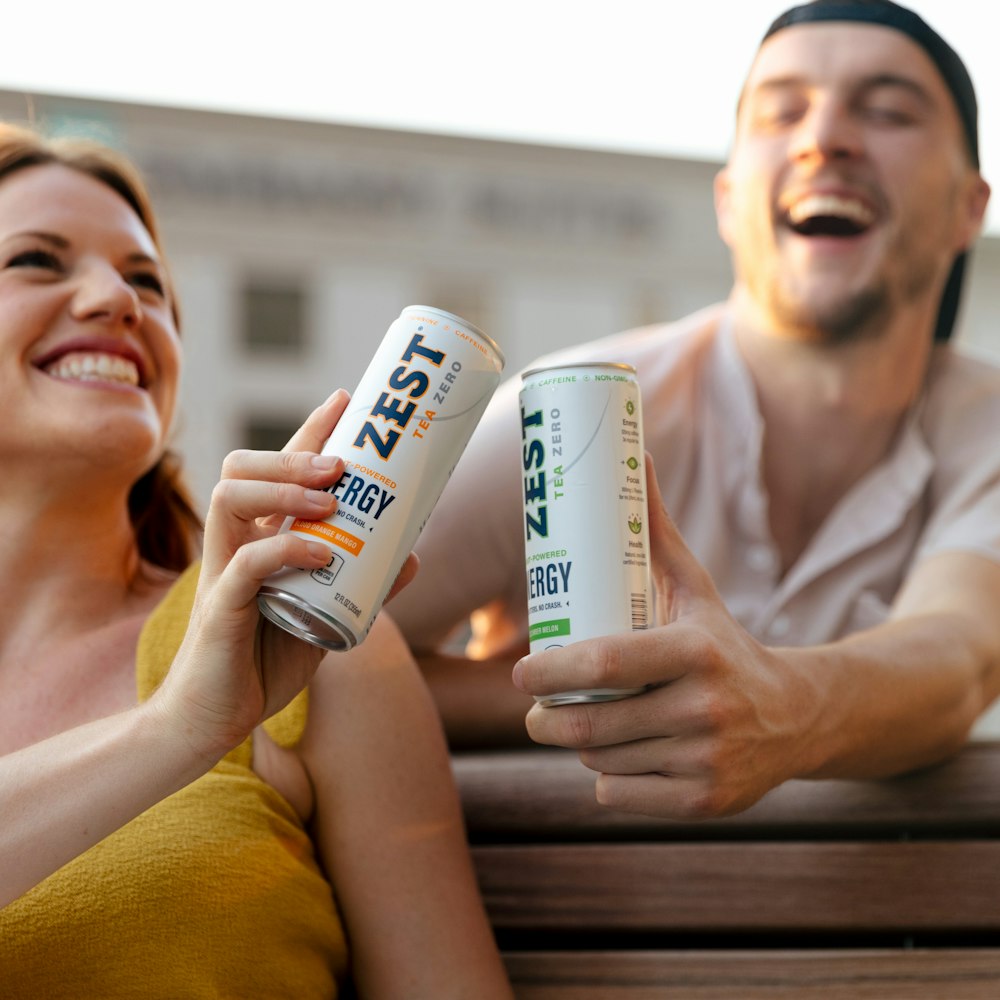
[259,305,504,650]
[520,362,651,705]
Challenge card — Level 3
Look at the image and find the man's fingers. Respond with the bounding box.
[594,771,737,820]
[513,621,718,705]
[514,631,653,699]
[523,672,706,749]
[645,453,720,616]
[578,735,688,776]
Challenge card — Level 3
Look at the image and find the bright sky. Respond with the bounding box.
[4,0,996,232]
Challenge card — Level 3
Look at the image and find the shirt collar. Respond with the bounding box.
[705,314,935,591]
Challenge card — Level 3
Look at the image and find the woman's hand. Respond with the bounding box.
[153,390,417,761]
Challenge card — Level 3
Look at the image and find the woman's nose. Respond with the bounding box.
[71,263,142,328]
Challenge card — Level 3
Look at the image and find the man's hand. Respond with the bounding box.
[512,455,824,819]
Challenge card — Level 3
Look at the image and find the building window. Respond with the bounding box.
[242,414,301,453]
[241,281,307,353]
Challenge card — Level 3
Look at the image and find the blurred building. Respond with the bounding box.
[3,90,998,510]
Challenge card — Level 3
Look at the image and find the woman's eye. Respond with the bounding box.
[129,271,165,297]
[5,248,62,270]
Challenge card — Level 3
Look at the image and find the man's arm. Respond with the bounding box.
[514,457,1000,819]
[390,375,534,746]
[414,645,535,749]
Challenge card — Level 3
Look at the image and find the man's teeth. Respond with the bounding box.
[787,194,875,228]
[45,353,140,387]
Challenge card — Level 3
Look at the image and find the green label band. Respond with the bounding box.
[529,618,572,641]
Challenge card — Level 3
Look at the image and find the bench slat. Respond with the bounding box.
[503,949,1000,999]
[456,743,1000,839]
[474,841,1000,931]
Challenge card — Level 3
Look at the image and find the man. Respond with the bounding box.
[389,0,1000,819]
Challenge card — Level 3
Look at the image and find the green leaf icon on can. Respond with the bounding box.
[628,515,642,535]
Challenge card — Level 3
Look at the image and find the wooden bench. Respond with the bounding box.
[454,741,1000,999]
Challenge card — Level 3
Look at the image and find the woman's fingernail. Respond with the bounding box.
[310,454,341,470]
[305,488,335,507]
[306,542,331,560]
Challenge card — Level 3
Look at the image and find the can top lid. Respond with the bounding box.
[402,305,505,368]
[521,361,637,380]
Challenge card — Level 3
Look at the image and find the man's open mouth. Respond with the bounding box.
[784,194,876,238]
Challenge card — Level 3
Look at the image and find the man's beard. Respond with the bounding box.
[751,233,945,346]
[768,281,890,345]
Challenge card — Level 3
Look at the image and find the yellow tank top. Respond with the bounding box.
[0,564,348,998]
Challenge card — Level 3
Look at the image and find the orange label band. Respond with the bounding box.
[291,519,365,555]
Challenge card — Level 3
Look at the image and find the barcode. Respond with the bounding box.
[630,593,648,630]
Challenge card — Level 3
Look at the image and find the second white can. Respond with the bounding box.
[519,362,651,706]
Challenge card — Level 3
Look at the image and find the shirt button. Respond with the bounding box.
[746,545,776,573]
[768,615,791,639]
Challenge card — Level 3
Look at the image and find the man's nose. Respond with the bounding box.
[790,99,864,164]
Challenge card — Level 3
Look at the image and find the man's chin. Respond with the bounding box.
[771,287,888,345]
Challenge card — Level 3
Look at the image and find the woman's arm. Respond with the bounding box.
[0,701,215,908]
[301,612,513,1000]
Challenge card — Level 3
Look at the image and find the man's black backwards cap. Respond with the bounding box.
[763,0,981,341]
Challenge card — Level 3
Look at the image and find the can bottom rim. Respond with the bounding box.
[535,687,646,707]
[257,587,359,652]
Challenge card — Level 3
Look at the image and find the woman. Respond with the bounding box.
[0,122,512,999]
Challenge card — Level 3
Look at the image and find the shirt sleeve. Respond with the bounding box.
[914,350,1000,568]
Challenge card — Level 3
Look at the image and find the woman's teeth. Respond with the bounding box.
[44,352,141,387]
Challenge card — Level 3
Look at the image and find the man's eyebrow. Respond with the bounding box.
[745,72,935,103]
[736,76,807,115]
[747,74,808,96]
[737,71,936,118]
[856,73,936,105]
